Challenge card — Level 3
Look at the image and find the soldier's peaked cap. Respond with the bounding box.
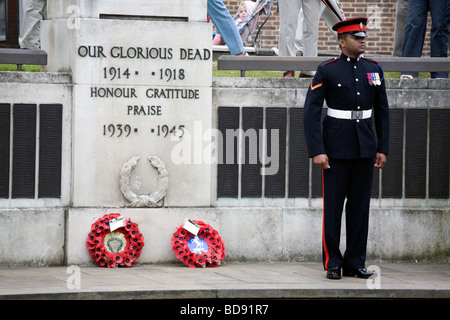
[333,17,368,37]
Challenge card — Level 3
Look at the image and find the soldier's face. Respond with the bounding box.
[339,35,366,57]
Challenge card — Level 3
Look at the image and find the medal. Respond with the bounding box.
[367,73,380,86]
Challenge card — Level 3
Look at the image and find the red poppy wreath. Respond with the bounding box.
[86,213,144,268]
[171,220,225,268]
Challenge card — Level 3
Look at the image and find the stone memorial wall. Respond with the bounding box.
[0,0,448,266]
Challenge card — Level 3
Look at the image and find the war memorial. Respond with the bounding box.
[0,0,449,295]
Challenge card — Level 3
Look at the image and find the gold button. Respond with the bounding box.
[357,106,361,110]
[357,92,360,95]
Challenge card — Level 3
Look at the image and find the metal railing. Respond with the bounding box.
[0,48,47,71]
[217,56,450,77]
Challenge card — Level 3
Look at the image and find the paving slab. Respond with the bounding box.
[0,262,448,304]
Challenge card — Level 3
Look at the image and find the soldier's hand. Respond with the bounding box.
[374,153,387,169]
[313,154,330,169]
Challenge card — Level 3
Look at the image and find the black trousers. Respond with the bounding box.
[322,158,374,270]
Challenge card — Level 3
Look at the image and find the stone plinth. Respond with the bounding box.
[41,1,213,207]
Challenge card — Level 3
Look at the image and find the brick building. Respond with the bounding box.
[0,0,442,56]
[223,0,437,56]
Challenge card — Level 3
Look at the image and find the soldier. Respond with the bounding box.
[303,17,390,280]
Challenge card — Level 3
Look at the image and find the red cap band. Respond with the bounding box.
[337,23,366,34]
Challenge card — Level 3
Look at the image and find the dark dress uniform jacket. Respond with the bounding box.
[304,53,389,159]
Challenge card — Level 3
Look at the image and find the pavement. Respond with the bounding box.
[1,262,449,302]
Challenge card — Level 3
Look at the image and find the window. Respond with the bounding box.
[0,0,6,41]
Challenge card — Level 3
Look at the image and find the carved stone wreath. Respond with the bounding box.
[119,156,169,207]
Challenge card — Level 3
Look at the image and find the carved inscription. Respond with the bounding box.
[78,45,211,139]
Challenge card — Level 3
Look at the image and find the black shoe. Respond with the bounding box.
[326,267,341,280]
[343,267,375,279]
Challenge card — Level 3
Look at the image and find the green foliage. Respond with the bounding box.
[0,64,41,72]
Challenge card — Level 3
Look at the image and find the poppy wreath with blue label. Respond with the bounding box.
[86,213,145,268]
[171,220,225,268]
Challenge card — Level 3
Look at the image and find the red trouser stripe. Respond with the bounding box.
[322,169,330,269]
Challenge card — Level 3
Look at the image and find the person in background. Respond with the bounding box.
[401,0,450,79]
[213,1,257,45]
[393,0,408,57]
[278,0,339,78]
[19,0,46,49]
[208,0,248,55]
